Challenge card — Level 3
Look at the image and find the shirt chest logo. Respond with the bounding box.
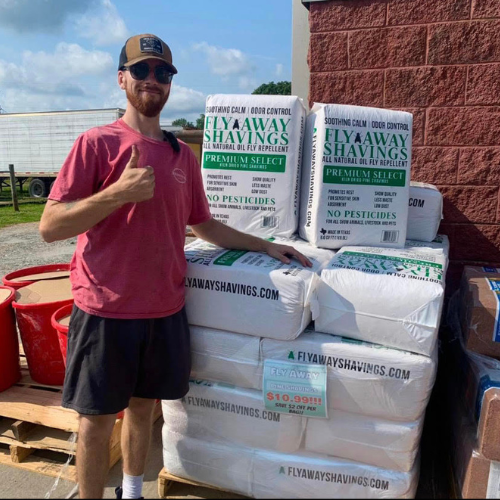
[172,168,187,184]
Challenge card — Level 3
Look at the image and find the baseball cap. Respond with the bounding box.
[118,34,178,74]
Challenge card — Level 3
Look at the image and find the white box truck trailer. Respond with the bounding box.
[0,108,125,198]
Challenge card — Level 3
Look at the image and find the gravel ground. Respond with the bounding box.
[0,222,77,279]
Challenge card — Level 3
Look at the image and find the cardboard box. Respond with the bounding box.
[460,266,500,359]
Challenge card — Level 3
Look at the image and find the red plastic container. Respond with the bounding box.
[0,286,21,392]
[13,291,73,386]
[2,263,70,290]
[51,303,73,366]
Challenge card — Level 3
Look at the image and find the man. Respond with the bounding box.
[39,34,311,499]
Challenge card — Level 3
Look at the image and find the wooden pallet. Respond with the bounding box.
[0,348,162,481]
[157,467,247,499]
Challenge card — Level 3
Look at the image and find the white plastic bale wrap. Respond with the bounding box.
[407,182,443,243]
[405,234,449,260]
[162,429,254,497]
[305,410,424,472]
[162,429,419,499]
[315,246,447,356]
[190,325,261,389]
[299,103,412,249]
[202,94,306,237]
[262,329,437,421]
[162,381,305,453]
[184,237,335,340]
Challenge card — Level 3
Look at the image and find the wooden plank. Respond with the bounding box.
[157,468,247,498]
[0,445,77,482]
[17,371,63,391]
[10,444,34,463]
[11,420,37,441]
[0,386,78,432]
[20,426,78,454]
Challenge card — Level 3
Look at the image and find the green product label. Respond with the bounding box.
[203,152,286,173]
[213,249,248,266]
[341,251,442,270]
[323,165,406,187]
[336,251,444,281]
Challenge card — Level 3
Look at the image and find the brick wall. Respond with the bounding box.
[308,0,500,293]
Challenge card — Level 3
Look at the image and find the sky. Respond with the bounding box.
[0,0,293,123]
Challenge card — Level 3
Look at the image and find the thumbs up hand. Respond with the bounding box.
[114,145,155,203]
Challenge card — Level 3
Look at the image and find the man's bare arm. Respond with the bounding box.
[39,145,154,243]
[191,217,312,267]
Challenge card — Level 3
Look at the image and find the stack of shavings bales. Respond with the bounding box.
[446,267,500,498]
[161,97,448,499]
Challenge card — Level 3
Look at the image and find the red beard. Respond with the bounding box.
[126,85,170,118]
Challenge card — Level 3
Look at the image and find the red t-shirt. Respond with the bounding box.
[49,119,212,318]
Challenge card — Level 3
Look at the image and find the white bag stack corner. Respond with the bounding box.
[315,245,447,356]
[162,381,305,453]
[184,237,335,340]
[190,325,261,389]
[407,182,443,243]
[163,428,420,499]
[299,103,412,249]
[202,94,306,238]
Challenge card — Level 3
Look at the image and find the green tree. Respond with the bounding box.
[195,113,205,130]
[172,118,195,128]
[252,81,291,95]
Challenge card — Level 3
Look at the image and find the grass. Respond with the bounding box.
[0,203,46,229]
[0,182,46,229]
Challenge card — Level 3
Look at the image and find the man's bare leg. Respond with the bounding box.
[77,413,117,498]
[122,397,156,476]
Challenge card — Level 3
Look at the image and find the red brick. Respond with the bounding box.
[452,224,500,261]
[426,107,500,146]
[428,21,500,65]
[310,33,348,72]
[472,0,500,19]
[411,147,459,184]
[349,26,426,69]
[387,0,470,25]
[385,67,466,107]
[458,148,500,184]
[439,186,498,223]
[309,71,384,107]
[438,223,457,259]
[310,1,386,32]
[467,64,500,105]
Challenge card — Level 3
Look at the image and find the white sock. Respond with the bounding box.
[122,472,144,499]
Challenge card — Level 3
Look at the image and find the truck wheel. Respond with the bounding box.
[29,178,47,198]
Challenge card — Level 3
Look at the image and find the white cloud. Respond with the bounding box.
[275,63,284,77]
[0,0,96,33]
[74,0,129,46]
[23,43,114,78]
[0,43,114,112]
[238,76,258,92]
[192,42,253,77]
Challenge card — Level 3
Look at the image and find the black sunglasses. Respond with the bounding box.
[121,62,174,84]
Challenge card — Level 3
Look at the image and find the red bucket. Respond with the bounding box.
[3,264,70,290]
[0,286,21,392]
[13,278,73,386]
[51,303,73,366]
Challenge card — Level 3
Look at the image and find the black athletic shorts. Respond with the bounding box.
[61,304,191,415]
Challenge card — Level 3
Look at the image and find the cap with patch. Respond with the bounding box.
[118,34,178,74]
